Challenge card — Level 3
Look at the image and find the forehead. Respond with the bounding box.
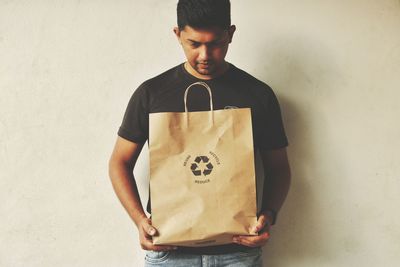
[180,26,228,42]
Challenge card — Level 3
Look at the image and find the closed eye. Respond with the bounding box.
[190,42,201,48]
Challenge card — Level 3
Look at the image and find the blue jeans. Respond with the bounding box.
[144,247,262,267]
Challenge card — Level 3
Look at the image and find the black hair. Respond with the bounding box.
[177,0,231,30]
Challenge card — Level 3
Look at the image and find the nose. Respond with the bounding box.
[198,45,210,61]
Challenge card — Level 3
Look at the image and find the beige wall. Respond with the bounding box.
[1,0,399,266]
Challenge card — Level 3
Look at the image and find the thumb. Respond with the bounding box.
[253,214,267,233]
[142,220,157,236]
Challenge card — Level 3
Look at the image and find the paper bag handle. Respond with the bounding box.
[183,81,215,127]
[183,82,214,112]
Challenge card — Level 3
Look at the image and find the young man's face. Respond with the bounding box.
[174,25,236,80]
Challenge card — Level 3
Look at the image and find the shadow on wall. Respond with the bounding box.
[254,35,346,266]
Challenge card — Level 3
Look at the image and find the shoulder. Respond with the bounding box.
[127,64,182,104]
[136,64,183,93]
[230,64,277,101]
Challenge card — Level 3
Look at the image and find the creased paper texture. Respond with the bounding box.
[149,84,257,247]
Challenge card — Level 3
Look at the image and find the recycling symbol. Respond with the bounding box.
[190,156,214,176]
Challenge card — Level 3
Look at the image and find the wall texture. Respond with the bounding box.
[1,0,399,266]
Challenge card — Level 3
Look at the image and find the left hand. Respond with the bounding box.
[232,211,273,247]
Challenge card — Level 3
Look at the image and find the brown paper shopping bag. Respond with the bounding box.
[149,81,257,247]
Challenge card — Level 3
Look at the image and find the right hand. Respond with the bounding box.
[138,216,178,251]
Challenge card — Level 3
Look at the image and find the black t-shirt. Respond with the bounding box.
[118,62,288,254]
[119,62,287,148]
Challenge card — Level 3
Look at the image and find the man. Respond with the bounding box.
[109,0,291,266]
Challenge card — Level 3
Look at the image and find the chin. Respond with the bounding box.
[196,67,214,75]
[198,71,214,77]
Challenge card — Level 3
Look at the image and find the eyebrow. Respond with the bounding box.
[187,38,222,44]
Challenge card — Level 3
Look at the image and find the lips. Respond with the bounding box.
[198,62,211,68]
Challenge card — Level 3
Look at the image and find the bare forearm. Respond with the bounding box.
[261,167,291,215]
[109,160,147,227]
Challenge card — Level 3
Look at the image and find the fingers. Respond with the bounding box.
[149,245,178,251]
[232,212,273,247]
[145,224,157,237]
[252,214,267,233]
[139,218,177,251]
[140,218,158,237]
[253,212,273,234]
[233,231,270,247]
[140,236,177,251]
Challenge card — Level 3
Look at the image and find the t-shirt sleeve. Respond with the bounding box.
[117,83,149,144]
[258,89,289,150]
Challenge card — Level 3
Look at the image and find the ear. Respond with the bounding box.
[228,25,236,43]
[173,27,182,44]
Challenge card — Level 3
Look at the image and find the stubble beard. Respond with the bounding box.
[194,61,215,75]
